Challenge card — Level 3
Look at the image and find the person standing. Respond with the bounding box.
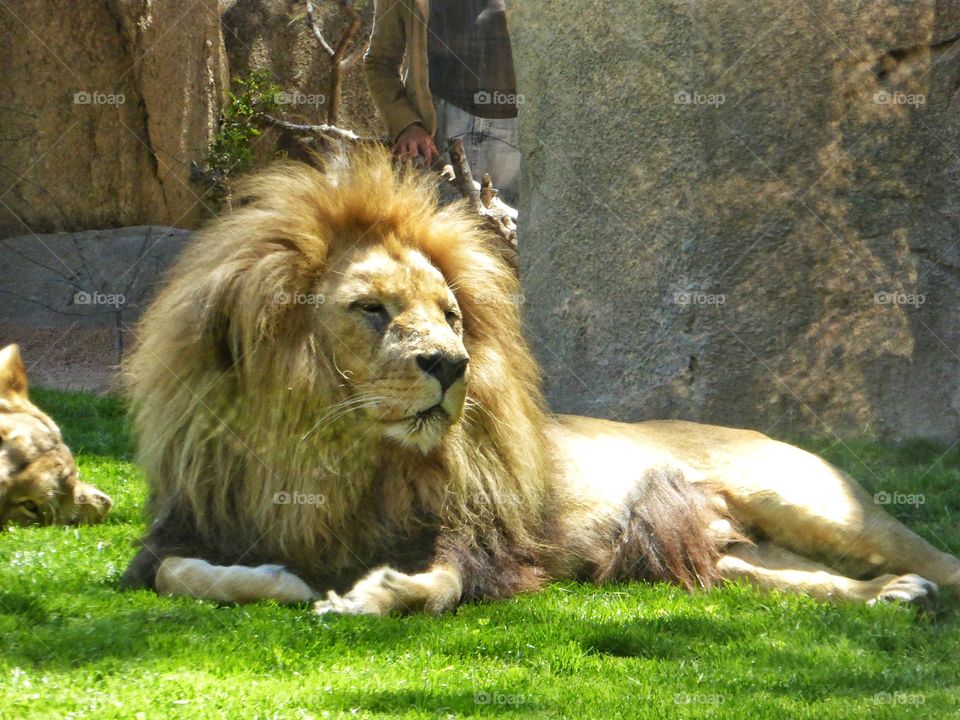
[364,0,521,205]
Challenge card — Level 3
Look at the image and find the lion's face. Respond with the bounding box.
[314,242,470,453]
[0,345,112,527]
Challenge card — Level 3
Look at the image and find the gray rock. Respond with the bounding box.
[512,1,960,440]
[0,226,190,329]
[0,1,228,237]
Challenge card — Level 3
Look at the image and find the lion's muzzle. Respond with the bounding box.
[416,352,468,394]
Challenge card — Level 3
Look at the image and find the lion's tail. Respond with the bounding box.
[594,467,736,591]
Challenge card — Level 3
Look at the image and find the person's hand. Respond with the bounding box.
[393,124,439,164]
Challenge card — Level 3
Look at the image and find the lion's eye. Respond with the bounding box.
[444,309,461,326]
[351,300,390,330]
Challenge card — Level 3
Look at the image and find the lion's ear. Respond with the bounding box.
[0,344,29,401]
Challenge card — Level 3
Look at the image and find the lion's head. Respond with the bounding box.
[0,344,112,527]
[127,147,551,593]
[309,237,471,453]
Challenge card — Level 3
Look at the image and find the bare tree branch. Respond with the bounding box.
[0,288,108,319]
[1,228,167,366]
[123,225,153,299]
[70,233,105,291]
[0,238,76,285]
[448,139,482,212]
[305,1,336,57]
[326,0,362,124]
[301,1,365,124]
[445,138,519,271]
[260,114,373,143]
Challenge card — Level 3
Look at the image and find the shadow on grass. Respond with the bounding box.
[0,591,51,625]
[0,585,933,669]
[581,614,745,659]
[0,599,733,667]
[323,688,545,716]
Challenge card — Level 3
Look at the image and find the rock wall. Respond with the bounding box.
[222,0,380,136]
[0,0,228,237]
[512,1,960,440]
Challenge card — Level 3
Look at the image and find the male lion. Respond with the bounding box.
[0,344,112,527]
[121,148,960,614]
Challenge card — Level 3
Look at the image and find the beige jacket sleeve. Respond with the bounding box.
[364,0,424,140]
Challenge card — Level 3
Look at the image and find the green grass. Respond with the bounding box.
[2,390,960,718]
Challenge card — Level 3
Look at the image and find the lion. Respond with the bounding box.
[0,344,112,527]
[120,147,960,614]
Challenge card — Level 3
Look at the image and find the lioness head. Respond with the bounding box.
[0,344,112,527]
[317,241,470,452]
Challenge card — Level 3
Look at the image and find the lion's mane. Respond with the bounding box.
[125,148,554,598]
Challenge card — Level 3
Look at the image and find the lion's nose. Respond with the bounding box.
[417,353,468,393]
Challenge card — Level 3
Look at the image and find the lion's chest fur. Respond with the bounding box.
[230,423,452,582]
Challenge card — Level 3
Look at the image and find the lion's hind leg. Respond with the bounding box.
[717,542,939,611]
[155,557,317,604]
[592,467,738,591]
[717,438,960,591]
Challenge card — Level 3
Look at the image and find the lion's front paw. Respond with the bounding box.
[313,568,408,617]
[871,574,939,613]
[156,558,317,604]
[314,590,370,616]
[313,566,462,617]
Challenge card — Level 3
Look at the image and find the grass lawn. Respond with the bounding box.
[2,389,960,719]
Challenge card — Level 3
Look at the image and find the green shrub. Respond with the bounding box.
[201,70,283,205]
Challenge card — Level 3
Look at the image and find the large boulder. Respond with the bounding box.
[0,226,190,393]
[0,225,190,329]
[512,1,960,440]
[0,1,228,237]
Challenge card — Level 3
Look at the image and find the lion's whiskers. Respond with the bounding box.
[300,393,388,440]
[455,397,483,433]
